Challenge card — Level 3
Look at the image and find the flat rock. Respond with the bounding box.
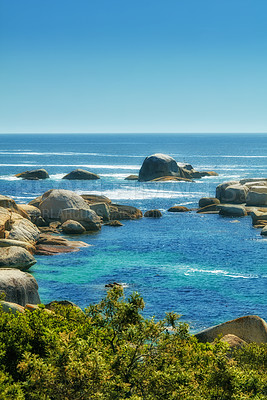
[61,220,86,234]
[0,246,36,271]
[195,315,267,344]
[60,207,101,231]
[168,206,190,212]
[35,244,80,255]
[144,209,162,218]
[199,197,220,208]
[0,239,35,253]
[15,168,49,179]
[81,194,112,204]
[0,268,40,305]
[62,169,100,180]
[125,175,139,180]
[37,233,89,248]
[38,189,91,219]
[151,176,192,182]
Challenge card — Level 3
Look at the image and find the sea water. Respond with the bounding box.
[0,133,266,332]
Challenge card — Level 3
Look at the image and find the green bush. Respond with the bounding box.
[0,287,266,399]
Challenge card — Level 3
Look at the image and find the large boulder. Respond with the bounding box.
[38,189,90,219]
[89,203,110,221]
[0,268,40,305]
[199,197,220,208]
[0,195,29,219]
[216,182,248,204]
[138,154,189,182]
[61,220,86,234]
[195,315,267,344]
[15,168,49,180]
[246,191,267,206]
[0,246,36,271]
[60,208,101,231]
[7,213,40,244]
[144,209,162,218]
[62,169,100,180]
[17,204,41,224]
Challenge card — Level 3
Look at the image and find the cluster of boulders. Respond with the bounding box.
[15,168,100,180]
[125,153,218,182]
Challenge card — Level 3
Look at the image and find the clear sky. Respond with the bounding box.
[0,0,267,134]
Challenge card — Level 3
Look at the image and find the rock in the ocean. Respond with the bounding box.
[216,183,248,204]
[109,204,143,220]
[60,207,101,231]
[249,209,267,225]
[35,233,89,255]
[89,203,110,221]
[195,315,267,344]
[105,220,123,227]
[219,205,247,217]
[138,153,188,182]
[199,197,220,208]
[246,191,267,206]
[144,209,162,218]
[62,169,100,180]
[61,220,86,234]
[15,169,49,180]
[125,175,139,180]
[38,189,90,219]
[0,246,36,271]
[260,225,267,236]
[0,268,40,305]
[168,206,190,212]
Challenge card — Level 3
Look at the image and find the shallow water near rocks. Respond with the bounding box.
[0,133,266,332]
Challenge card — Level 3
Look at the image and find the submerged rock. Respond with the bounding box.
[62,169,100,180]
[0,268,40,305]
[35,233,89,255]
[15,169,49,180]
[168,206,190,212]
[144,209,162,218]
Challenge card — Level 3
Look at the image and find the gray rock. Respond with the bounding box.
[215,181,239,202]
[60,207,101,231]
[8,213,40,244]
[62,169,100,180]
[218,184,248,204]
[0,246,36,271]
[0,268,40,305]
[61,220,86,234]
[219,205,247,217]
[39,189,90,219]
[89,203,110,221]
[195,315,267,344]
[138,153,187,182]
[246,191,267,206]
[199,197,220,208]
[15,168,49,179]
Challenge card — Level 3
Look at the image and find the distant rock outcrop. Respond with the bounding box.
[15,169,49,180]
[62,169,100,180]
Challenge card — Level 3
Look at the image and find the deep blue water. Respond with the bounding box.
[0,133,266,332]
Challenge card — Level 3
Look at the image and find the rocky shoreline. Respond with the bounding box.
[0,153,267,344]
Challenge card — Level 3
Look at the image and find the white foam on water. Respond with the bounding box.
[183,266,258,279]
[0,175,19,181]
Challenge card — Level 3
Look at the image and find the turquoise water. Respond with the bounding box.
[0,133,266,332]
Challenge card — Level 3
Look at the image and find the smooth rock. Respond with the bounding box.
[60,207,101,231]
[37,233,89,248]
[18,204,41,224]
[89,202,110,221]
[199,197,220,208]
[0,246,36,271]
[144,209,162,218]
[216,181,240,203]
[35,245,80,255]
[138,153,188,182]
[61,220,86,234]
[197,204,219,213]
[0,239,35,253]
[168,206,190,212]
[219,334,247,349]
[39,189,90,219]
[0,300,25,314]
[7,213,40,244]
[0,268,40,305]
[260,225,267,236]
[195,315,267,344]
[125,175,139,180]
[250,209,267,225]
[246,191,267,206]
[62,169,100,180]
[81,194,112,204]
[109,204,143,220]
[219,205,247,217]
[15,168,49,179]
[0,195,29,219]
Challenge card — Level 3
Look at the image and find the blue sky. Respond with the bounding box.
[0,0,267,133]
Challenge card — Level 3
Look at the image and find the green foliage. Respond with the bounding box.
[0,287,266,399]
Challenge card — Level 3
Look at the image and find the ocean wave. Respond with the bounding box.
[183,267,258,279]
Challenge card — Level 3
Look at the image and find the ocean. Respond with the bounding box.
[0,133,266,332]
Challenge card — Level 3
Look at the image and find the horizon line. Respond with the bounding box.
[0,132,267,135]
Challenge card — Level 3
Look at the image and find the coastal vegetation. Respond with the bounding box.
[0,287,266,399]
